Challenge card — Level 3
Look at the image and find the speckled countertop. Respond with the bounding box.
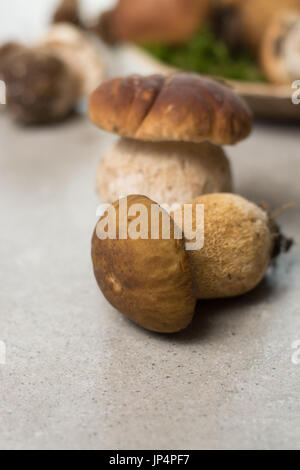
[0,0,300,450]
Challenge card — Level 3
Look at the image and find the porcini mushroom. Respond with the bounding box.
[92,195,196,333]
[52,0,81,27]
[39,23,106,97]
[89,73,252,205]
[97,138,232,206]
[260,11,300,84]
[93,0,211,45]
[172,193,293,299]
[92,193,292,332]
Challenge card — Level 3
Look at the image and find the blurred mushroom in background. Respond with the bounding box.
[92,0,212,44]
[211,0,242,51]
[260,11,300,84]
[52,0,81,27]
[0,45,79,124]
[236,0,300,53]
[0,21,106,125]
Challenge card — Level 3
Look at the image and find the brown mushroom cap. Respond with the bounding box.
[89,73,252,146]
[172,193,274,299]
[93,0,211,45]
[92,195,196,333]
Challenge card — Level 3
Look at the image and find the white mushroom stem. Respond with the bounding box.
[96,138,233,207]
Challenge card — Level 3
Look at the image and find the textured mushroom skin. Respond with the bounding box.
[89,73,252,146]
[1,48,78,124]
[40,24,106,97]
[95,0,211,44]
[97,138,232,206]
[92,195,196,333]
[260,11,300,84]
[172,193,274,299]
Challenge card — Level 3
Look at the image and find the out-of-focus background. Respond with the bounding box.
[0,0,300,451]
[0,0,113,41]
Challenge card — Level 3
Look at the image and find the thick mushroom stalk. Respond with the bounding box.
[39,23,106,97]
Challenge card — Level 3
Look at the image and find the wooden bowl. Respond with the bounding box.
[126,44,300,121]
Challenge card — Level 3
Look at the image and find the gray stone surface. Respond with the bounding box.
[0,0,300,451]
[0,112,299,450]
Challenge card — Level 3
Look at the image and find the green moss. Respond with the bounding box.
[141,26,266,82]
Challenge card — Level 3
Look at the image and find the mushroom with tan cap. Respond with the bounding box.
[0,23,106,124]
[92,195,196,333]
[89,73,252,206]
[93,0,211,45]
[260,11,300,85]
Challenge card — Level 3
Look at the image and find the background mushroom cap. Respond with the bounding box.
[0,47,78,124]
[52,0,81,27]
[238,0,300,51]
[94,0,211,44]
[40,23,106,97]
[89,73,252,146]
[97,138,232,206]
[92,195,196,333]
[260,11,300,84]
[172,193,273,299]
